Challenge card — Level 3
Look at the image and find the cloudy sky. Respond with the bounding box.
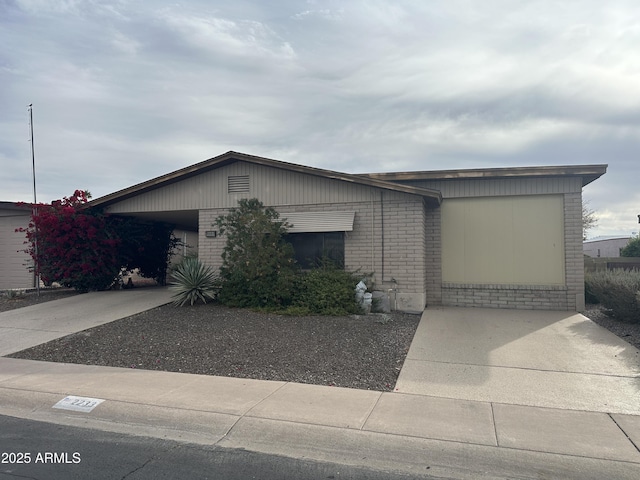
[1,0,638,238]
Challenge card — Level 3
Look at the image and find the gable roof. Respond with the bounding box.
[362,164,608,187]
[90,151,443,208]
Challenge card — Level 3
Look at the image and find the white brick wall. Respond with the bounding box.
[441,284,569,310]
[564,192,585,311]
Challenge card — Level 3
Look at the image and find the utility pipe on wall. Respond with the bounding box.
[380,191,385,281]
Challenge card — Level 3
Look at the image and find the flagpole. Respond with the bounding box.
[28,104,40,296]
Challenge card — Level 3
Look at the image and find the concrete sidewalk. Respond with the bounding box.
[2,357,639,478]
[1,294,639,479]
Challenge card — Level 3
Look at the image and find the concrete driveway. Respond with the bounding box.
[0,287,173,356]
[395,307,640,414]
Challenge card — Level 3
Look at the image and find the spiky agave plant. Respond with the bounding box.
[170,257,219,306]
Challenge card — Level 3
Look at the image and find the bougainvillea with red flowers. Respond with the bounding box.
[17,190,121,291]
[17,190,180,292]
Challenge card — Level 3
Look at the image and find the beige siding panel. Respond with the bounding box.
[407,177,581,198]
[107,161,412,214]
[441,195,565,285]
[0,214,33,289]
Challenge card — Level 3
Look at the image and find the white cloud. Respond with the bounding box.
[588,195,640,238]
[110,30,141,56]
[15,0,129,18]
[1,0,638,236]
[156,8,297,63]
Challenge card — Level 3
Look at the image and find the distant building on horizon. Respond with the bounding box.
[583,235,632,258]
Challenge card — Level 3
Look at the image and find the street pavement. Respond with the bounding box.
[0,414,422,480]
[0,289,639,479]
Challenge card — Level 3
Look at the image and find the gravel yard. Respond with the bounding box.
[3,289,638,391]
[582,304,640,350]
[6,296,420,391]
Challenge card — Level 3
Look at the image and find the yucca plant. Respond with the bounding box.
[170,257,219,306]
[3,289,25,300]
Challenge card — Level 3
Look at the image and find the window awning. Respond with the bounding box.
[279,211,355,233]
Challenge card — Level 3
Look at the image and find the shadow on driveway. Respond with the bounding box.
[395,307,640,414]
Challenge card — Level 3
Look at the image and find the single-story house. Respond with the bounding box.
[89,151,606,312]
[583,236,632,258]
[0,202,35,290]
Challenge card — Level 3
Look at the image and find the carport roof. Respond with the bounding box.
[89,151,443,208]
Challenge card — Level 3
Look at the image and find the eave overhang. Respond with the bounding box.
[362,164,608,188]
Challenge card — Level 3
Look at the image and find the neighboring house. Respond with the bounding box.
[90,151,606,312]
[583,236,632,258]
[0,202,34,290]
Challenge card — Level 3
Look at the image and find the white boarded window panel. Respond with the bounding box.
[279,211,355,233]
[228,175,250,194]
[441,195,565,285]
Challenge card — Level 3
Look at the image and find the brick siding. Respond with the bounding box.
[197,190,585,312]
[563,192,585,311]
[441,284,569,310]
[424,204,442,306]
[198,196,428,312]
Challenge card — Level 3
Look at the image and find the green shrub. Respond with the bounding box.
[215,198,298,308]
[292,263,363,316]
[584,279,600,305]
[276,305,312,316]
[585,269,640,323]
[213,199,366,315]
[621,236,640,257]
[169,257,219,306]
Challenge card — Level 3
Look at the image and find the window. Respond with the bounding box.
[286,232,345,268]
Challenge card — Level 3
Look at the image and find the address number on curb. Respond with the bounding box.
[53,395,105,413]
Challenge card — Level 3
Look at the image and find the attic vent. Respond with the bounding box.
[228,175,250,194]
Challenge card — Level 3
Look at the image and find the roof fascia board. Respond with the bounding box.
[361,164,608,188]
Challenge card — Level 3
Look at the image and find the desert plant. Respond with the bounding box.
[170,257,219,306]
[584,280,600,305]
[3,290,25,300]
[215,198,298,308]
[585,269,640,323]
[292,261,363,315]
